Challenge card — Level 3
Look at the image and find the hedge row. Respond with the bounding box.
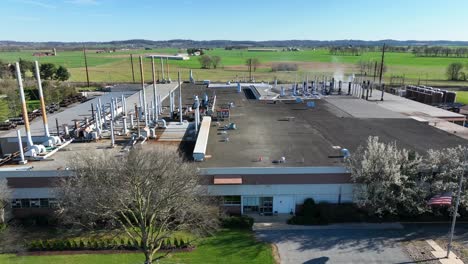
[288,198,367,225]
[27,237,191,251]
[221,215,254,230]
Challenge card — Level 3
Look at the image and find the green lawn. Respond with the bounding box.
[455,91,468,104]
[2,48,468,86]
[0,230,273,264]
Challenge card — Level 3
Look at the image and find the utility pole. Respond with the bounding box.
[83,46,90,88]
[249,58,252,81]
[373,61,377,82]
[378,43,386,85]
[130,54,135,83]
[447,151,466,258]
[178,71,182,124]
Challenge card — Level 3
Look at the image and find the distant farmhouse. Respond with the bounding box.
[248,48,279,52]
[33,48,57,57]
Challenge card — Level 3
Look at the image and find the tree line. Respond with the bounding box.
[0,59,70,81]
[413,46,468,58]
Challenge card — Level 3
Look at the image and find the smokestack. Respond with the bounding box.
[151,56,158,122]
[138,91,143,120]
[274,78,277,89]
[160,57,165,81]
[194,95,199,133]
[121,94,126,116]
[16,130,27,165]
[178,71,183,124]
[34,61,50,137]
[15,62,33,148]
[130,113,135,129]
[189,69,194,84]
[139,56,148,127]
[123,117,128,134]
[158,95,162,114]
[169,91,174,119]
[237,82,241,93]
[167,57,171,82]
[110,100,115,147]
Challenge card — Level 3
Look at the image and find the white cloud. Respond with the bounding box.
[16,0,56,9]
[66,0,99,5]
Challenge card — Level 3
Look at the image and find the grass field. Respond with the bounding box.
[1,48,468,86]
[0,230,273,264]
[455,91,468,104]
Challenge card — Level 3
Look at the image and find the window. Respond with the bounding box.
[30,199,40,208]
[11,199,21,208]
[243,197,259,213]
[223,196,241,205]
[40,199,49,208]
[20,199,30,208]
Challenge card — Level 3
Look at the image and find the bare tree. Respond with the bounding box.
[0,179,11,225]
[211,55,221,69]
[346,136,427,217]
[56,147,219,264]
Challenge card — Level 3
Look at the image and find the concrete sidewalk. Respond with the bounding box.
[253,222,404,231]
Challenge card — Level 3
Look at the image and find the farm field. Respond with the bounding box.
[0,230,274,264]
[1,48,468,86]
[455,91,468,104]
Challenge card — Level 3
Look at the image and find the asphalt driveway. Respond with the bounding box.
[256,229,413,264]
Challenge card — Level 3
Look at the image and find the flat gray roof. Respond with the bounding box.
[200,87,467,168]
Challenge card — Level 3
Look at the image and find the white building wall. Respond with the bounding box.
[12,188,55,199]
[208,184,354,204]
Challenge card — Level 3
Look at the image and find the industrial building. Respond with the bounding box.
[1,70,467,220]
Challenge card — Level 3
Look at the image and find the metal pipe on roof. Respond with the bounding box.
[139,56,148,127]
[138,91,143,119]
[160,57,165,81]
[123,117,128,134]
[169,91,174,119]
[121,94,126,116]
[189,69,194,84]
[33,61,50,137]
[130,113,134,129]
[158,94,162,114]
[110,100,115,147]
[167,57,170,82]
[15,62,33,148]
[16,130,27,165]
[178,71,182,124]
[151,56,158,122]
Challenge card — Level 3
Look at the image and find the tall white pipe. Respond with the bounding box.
[15,62,33,148]
[169,91,174,118]
[130,113,134,129]
[151,57,158,121]
[139,56,148,127]
[110,100,115,147]
[34,61,50,137]
[138,91,143,119]
[158,95,162,114]
[123,117,128,134]
[160,57,165,81]
[16,130,26,164]
[121,94,125,116]
[96,103,102,131]
[178,72,183,124]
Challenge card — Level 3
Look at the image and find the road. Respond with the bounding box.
[256,223,468,264]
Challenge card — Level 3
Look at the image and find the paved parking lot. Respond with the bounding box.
[257,229,413,264]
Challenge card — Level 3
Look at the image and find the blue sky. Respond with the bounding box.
[2,0,468,42]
